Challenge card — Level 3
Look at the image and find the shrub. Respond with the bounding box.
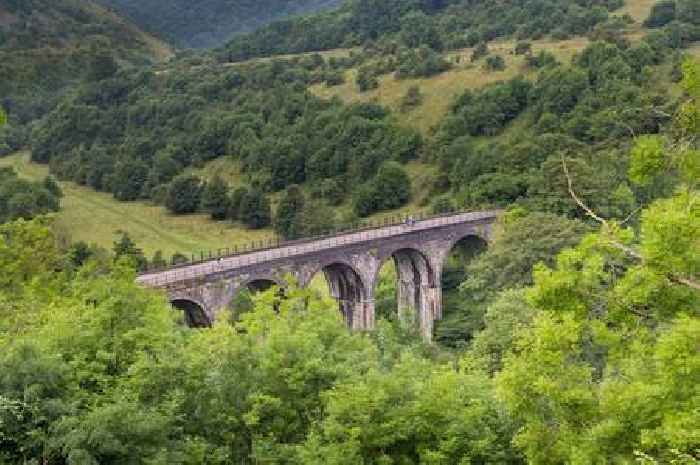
[165,175,202,214]
[485,55,506,71]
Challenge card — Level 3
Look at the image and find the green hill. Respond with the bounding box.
[0,0,172,123]
[94,0,343,48]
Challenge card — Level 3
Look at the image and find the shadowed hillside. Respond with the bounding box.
[0,0,172,123]
[95,0,343,48]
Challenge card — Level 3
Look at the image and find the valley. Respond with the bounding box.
[0,0,698,461]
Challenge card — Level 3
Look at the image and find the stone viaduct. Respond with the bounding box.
[136,210,500,340]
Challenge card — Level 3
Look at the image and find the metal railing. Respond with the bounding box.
[136,208,501,287]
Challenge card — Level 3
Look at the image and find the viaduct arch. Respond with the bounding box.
[137,210,499,341]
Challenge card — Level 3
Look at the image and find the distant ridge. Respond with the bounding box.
[93,0,344,48]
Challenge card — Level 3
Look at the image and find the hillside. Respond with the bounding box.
[94,0,343,48]
[0,152,273,257]
[0,0,172,123]
[223,0,627,61]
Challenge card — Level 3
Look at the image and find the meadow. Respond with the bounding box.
[0,152,273,257]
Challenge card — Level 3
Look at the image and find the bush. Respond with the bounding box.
[485,55,506,71]
[165,175,202,214]
[356,66,379,92]
[239,189,271,229]
[514,41,532,55]
[353,161,411,217]
[400,85,423,112]
[200,176,230,220]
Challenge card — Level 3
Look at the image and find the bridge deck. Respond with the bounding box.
[137,210,500,287]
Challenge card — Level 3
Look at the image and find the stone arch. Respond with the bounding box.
[170,298,211,328]
[310,260,372,330]
[241,276,286,294]
[441,233,489,279]
[376,247,440,338]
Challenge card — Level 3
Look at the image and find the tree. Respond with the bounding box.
[151,250,167,269]
[200,176,230,220]
[112,232,147,271]
[165,175,202,214]
[299,198,336,236]
[678,0,700,25]
[400,85,423,112]
[353,162,411,217]
[0,105,6,127]
[356,66,379,92]
[494,59,699,465]
[274,184,305,239]
[644,0,677,28]
[373,161,411,210]
[484,55,506,71]
[228,186,248,221]
[239,189,271,229]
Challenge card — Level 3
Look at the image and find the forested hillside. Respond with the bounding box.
[223,0,627,61]
[95,0,342,48]
[0,0,172,126]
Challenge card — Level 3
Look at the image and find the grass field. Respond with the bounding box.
[0,152,273,258]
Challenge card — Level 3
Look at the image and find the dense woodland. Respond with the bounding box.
[223,0,628,60]
[0,0,698,463]
[95,0,342,48]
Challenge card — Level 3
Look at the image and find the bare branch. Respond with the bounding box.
[669,275,700,292]
[561,156,608,225]
[561,156,699,294]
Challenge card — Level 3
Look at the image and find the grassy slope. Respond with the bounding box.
[0,153,273,257]
[310,0,657,134]
[311,37,592,133]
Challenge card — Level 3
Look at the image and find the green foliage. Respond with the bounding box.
[240,189,272,229]
[224,0,620,62]
[165,175,202,214]
[644,0,677,28]
[200,176,230,220]
[492,59,700,465]
[113,231,147,271]
[0,0,166,125]
[0,167,62,223]
[400,85,423,113]
[86,50,119,82]
[0,217,517,464]
[436,212,587,346]
[439,78,531,138]
[356,65,379,92]
[353,161,411,217]
[395,46,451,79]
[0,106,6,127]
[514,41,532,55]
[484,54,506,71]
[629,135,667,186]
[96,0,342,48]
[274,184,305,239]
